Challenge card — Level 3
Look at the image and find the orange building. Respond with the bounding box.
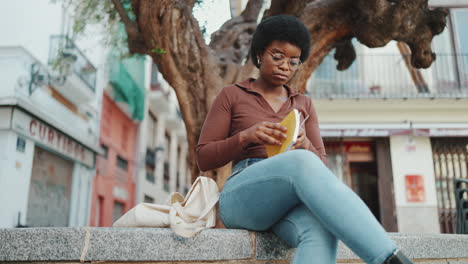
[89,93,138,226]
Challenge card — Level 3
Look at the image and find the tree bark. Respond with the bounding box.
[113,0,447,184]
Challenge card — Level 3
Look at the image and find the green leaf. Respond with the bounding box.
[151,48,167,55]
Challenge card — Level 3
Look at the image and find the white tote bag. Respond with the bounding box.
[113,176,219,238]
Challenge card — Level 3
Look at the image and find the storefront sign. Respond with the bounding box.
[429,128,468,137]
[11,109,94,167]
[405,175,426,203]
[321,128,468,137]
[345,142,372,153]
[320,129,391,137]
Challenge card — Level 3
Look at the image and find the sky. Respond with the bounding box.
[192,0,232,43]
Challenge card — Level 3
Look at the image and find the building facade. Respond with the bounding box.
[135,62,190,205]
[89,92,138,227]
[89,55,190,226]
[0,0,191,228]
[0,0,107,227]
[309,4,468,233]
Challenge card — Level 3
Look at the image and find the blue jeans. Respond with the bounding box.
[219,150,397,264]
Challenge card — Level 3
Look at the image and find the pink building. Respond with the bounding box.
[89,93,137,227]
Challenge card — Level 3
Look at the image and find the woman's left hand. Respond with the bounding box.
[290,127,310,150]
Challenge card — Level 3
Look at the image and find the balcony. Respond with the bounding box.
[109,60,145,121]
[48,35,97,105]
[148,87,170,114]
[308,54,468,99]
[0,47,98,148]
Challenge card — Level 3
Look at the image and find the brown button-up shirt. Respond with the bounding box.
[196,78,327,172]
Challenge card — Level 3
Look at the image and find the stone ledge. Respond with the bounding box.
[0,228,468,263]
[256,232,468,261]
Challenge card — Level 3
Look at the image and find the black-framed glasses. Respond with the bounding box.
[267,50,302,70]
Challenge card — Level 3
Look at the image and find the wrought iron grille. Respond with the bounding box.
[431,138,468,233]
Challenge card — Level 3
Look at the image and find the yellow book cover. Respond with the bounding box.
[265,109,301,157]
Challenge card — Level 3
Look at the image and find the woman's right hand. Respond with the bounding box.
[239,121,288,146]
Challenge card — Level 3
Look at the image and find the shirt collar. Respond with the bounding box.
[235,78,299,98]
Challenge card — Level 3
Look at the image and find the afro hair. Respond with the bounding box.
[250,15,311,69]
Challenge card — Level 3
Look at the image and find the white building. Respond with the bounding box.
[134,61,190,205]
[309,5,468,234]
[0,0,108,227]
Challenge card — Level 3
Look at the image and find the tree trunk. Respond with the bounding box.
[113,0,447,185]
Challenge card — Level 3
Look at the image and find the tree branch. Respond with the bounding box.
[268,0,309,16]
[240,0,264,22]
[353,0,448,68]
[135,0,223,181]
[111,0,147,53]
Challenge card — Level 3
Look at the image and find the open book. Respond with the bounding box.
[265,109,301,157]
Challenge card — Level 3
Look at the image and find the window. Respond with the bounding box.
[147,113,158,149]
[452,9,468,87]
[453,9,468,54]
[101,144,108,159]
[176,146,181,190]
[144,195,154,203]
[112,201,125,223]
[145,164,155,183]
[116,155,128,171]
[431,9,468,92]
[121,125,129,151]
[163,162,170,192]
[95,196,104,227]
[163,132,170,192]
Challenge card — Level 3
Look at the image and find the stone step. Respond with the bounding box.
[0,228,468,263]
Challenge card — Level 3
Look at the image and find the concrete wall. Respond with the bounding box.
[390,135,440,233]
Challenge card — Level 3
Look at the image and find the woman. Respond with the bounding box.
[197,15,412,264]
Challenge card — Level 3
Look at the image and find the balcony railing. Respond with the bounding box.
[48,35,97,92]
[308,53,468,99]
[109,60,145,120]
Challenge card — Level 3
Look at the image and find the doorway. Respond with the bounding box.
[26,147,73,227]
[350,162,380,221]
